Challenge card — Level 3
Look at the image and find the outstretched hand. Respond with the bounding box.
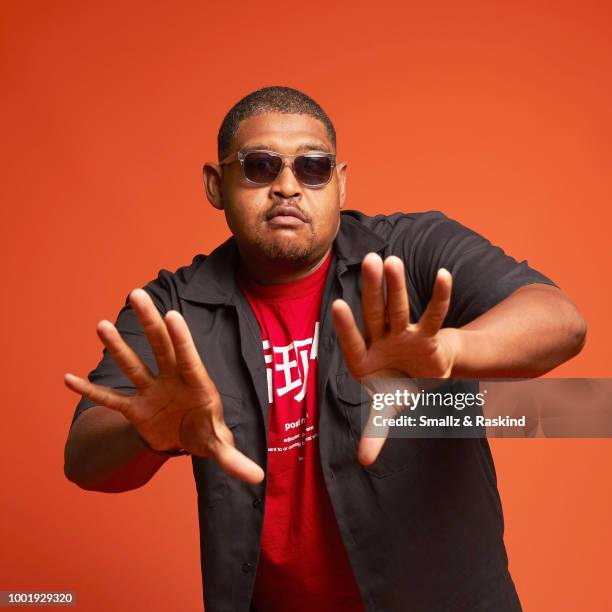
[64,288,264,484]
[331,253,458,464]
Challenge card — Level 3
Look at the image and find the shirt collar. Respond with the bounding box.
[178,211,387,305]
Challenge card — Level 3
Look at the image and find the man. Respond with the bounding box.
[64,86,586,611]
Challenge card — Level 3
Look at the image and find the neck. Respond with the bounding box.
[237,246,332,285]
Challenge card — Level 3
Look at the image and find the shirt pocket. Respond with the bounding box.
[192,393,242,508]
[336,371,429,478]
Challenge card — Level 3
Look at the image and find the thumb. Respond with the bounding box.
[211,435,265,484]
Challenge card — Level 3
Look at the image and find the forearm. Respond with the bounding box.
[64,406,170,493]
[443,284,587,378]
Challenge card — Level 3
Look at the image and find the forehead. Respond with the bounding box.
[232,112,333,154]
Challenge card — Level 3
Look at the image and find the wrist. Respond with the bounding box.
[438,327,466,378]
[134,430,190,457]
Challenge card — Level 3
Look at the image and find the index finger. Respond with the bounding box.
[361,252,386,343]
[331,299,368,379]
[164,310,216,391]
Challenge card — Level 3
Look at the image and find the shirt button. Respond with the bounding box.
[252,498,262,509]
[242,562,253,573]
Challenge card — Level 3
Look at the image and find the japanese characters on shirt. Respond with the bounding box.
[264,322,320,458]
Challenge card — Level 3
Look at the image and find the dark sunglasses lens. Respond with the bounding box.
[295,155,334,186]
[243,152,283,184]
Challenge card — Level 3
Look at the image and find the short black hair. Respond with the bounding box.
[217,85,336,162]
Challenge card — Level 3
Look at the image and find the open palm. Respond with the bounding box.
[331,253,457,464]
[64,288,264,484]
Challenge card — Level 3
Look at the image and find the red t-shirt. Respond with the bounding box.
[238,252,364,612]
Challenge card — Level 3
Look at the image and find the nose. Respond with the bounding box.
[270,160,302,200]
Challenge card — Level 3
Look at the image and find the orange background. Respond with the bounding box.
[1,1,611,610]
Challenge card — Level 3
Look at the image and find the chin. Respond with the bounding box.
[255,233,317,263]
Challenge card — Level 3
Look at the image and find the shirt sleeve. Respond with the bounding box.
[400,211,559,328]
[69,276,171,429]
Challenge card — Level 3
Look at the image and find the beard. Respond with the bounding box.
[254,225,318,263]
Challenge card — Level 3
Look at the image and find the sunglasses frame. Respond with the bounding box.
[219,149,337,188]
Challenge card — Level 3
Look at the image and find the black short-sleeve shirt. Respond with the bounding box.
[69,210,557,611]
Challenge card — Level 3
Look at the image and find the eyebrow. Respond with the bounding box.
[240,142,332,154]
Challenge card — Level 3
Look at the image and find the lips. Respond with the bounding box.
[267,205,308,223]
[266,205,308,227]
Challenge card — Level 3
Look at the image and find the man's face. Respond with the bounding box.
[205,112,347,268]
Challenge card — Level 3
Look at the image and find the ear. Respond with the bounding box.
[203,162,224,210]
[336,161,348,210]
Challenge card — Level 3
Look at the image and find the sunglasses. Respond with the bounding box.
[219,149,337,188]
